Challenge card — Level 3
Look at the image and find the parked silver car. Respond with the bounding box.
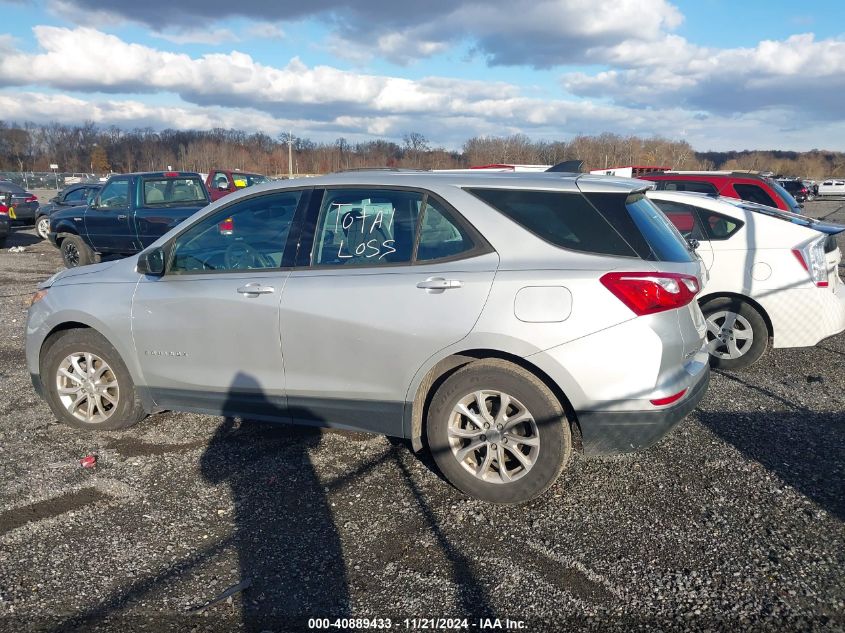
[26,171,710,503]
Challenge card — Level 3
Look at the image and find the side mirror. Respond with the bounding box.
[137,247,165,276]
[687,238,700,251]
[88,199,99,210]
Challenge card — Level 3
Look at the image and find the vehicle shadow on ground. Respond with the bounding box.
[697,410,844,520]
[199,383,350,630]
[3,229,42,248]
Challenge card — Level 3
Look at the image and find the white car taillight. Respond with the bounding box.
[792,236,829,288]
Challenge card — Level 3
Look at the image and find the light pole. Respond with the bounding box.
[288,130,293,180]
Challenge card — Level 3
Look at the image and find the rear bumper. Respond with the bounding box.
[768,282,845,348]
[578,365,710,455]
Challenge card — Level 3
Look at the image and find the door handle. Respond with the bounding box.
[416,277,462,292]
[237,283,275,295]
[117,214,127,220]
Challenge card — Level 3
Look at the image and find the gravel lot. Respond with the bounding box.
[0,200,843,632]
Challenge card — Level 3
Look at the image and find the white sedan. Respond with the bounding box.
[647,190,845,369]
[818,180,845,197]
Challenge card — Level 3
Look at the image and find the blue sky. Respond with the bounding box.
[1,0,843,151]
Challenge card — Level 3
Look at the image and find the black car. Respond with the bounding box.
[35,183,102,240]
[0,181,39,225]
[776,178,810,203]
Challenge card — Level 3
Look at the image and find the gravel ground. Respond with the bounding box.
[0,201,843,632]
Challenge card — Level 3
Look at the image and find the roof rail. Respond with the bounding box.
[332,167,429,173]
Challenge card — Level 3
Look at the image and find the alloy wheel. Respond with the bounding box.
[706,310,754,359]
[447,390,540,484]
[63,242,79,267]
[37,217,50,240]
[55,352,120,423]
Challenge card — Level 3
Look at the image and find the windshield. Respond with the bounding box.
[143,177,208,206]
[768,180,803,213]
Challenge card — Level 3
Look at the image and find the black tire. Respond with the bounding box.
[41,329,146,431]
[426,359,571,504]
[60,234,94,268]
[701,297,769,370]
[36,215,51,240]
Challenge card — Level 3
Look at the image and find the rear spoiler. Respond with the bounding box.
[546,160,583,173]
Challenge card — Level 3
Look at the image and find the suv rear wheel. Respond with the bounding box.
[701,297,769,370]
[426,359,571,504]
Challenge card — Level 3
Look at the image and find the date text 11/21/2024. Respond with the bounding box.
[307,617,527,630]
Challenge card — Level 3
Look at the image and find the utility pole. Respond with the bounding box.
[287,130,293,180]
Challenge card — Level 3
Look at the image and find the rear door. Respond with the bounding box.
[279,187,498,435]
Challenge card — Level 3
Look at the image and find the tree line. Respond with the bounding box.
[1,120,843,179]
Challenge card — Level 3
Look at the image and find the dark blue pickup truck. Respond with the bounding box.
[50,171,210,268]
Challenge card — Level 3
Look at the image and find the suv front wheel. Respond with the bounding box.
[427,359,572,504]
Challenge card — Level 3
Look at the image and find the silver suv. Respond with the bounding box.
[26,171,710,503]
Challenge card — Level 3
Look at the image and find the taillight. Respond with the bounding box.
[164,171,180,178]
[219,217,234,235]
[25,195,37,203]
[0,207,7,216]
[792,238,829,288]
[600,271,700,316]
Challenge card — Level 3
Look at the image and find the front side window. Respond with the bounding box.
[312,189,422,266]
[733,183,776,208]
[213,172,230,190]
[143,177,208,206]
[64,187,88,203]
[169,192,301,273]
[97,178,130,209]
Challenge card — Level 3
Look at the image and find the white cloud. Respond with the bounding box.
[563,33,845,119]
[50,0,685,67]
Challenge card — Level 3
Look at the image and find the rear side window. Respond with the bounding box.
[467,188,637,257]
[416,197,475,262]
[733,183,776,208]
[143,177,208,205]
[313,189,422,265]
[697,210,744,240]
[655,180,718,195]
[768,180,803,213]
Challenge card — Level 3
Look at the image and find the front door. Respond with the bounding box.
[131,190,306,418]
[86,177,135,253]
[280,187,499,435]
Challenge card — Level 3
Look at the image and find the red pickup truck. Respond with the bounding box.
[205,169,270,202]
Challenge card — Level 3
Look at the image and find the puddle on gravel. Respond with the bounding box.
[0,487,109,536]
